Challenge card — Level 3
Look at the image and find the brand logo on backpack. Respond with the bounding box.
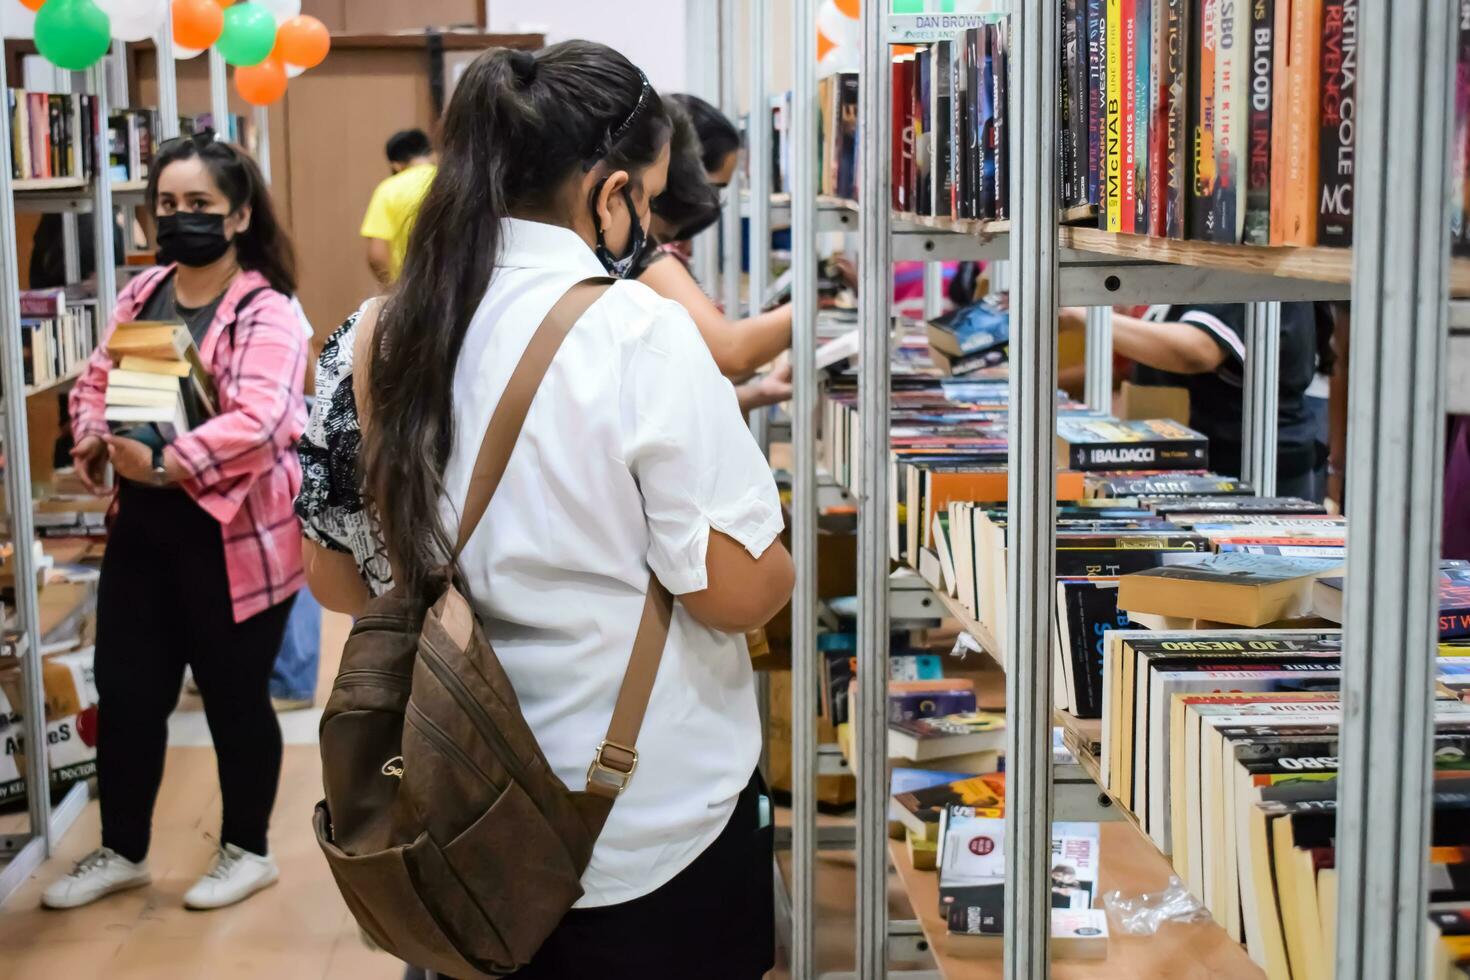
[381,756,404,778]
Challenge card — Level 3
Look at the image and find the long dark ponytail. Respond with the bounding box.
[147,135,297,295]
[363,41,671,606]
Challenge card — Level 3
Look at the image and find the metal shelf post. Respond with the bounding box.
[719,0,743,320]
[789,0,819,973]
[90,60,117,317]
[156,25,180,140]
[1240,301,1281,495]
[1334,1,1456,977]
[255,105,272,183]
[1005,0,1060,975]
[1083,305,1113,414]
[208,47,229,136]
[0,38,50,859]
[856,0,893,973]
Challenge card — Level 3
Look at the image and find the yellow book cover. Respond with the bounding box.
[1105,0,1124,231]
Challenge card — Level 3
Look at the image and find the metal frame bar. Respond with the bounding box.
[687,1,721,293]
[255,105,272,184]
[208,47,229,137]
[89,61,117,317]
[1240,301,1281,494]
[1334,0,1455,976]
[0,40,50,876]
[789,0,819,974]
[855,0,893,973]
[156,25,180,140]
[1004,2,1060,975]
[1083,306,1113,413]
[719,0,743,321]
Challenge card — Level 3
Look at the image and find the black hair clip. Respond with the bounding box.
[508,49,537,86]
[609,69,652,143]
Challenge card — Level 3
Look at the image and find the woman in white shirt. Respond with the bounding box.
[300,42,793,978]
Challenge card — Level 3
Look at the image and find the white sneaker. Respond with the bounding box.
[41,847,150,909]
[183,843,279,910]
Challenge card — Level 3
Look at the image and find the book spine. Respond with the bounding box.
[1268,0,1292,243]
[1121,0,1138,231]
[954,34,969,218]
[1457,1,1470,255]
[892,59,905,211]
[1191,0,1219,239]
[935,43,953,217]
[1148,0,1170,235]
[1089,0,1106,205]
[1244,0,1275,244]
[916,51,930,216]
[1316,0,1356,247]
[1062,0,1078,207]
[1212,0,1246,242]
[1106,0,1124,229]
[994,22,1010,220]
[1282,0,1324,244]
[977,28,993,218]
[1134,0,1151,231]
[1072,0,1091,207]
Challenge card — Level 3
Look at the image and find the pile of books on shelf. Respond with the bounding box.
[102,320,216,449]
[1081,549,1470,978]
[767,74,859,200]
[878,3,1470,251]
[17,288,98,392]
[7,90,101,183]
[107,108,159,183]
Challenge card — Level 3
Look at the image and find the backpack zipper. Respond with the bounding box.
[417,642,534,795]
[405,700,500,792]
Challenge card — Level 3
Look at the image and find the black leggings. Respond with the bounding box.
[94,483,294,863]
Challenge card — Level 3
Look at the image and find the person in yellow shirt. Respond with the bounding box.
[360,129,436,283]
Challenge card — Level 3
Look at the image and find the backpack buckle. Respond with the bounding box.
[586,740,638,797]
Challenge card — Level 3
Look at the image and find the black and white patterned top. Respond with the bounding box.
[294,304,394,596]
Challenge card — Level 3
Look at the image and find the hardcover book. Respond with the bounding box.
[1316,0,1357,246]
[1244,0,1276,243]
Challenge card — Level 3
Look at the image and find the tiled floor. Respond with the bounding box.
[0,613,886,979]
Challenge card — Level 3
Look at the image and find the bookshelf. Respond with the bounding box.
[769,3,1463,979]
[0,39,171,904]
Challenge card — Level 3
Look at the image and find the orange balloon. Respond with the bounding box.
[816,30,836,61]
[834,0,860,17]
[18,0,45,11]
[173,0,224,49]
[235,57,287,106]
[274,14,329,69]
[214,0,234,5]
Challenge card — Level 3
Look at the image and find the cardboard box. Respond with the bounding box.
[0,648,99,803]
[766,668,856,806]
[1118,381,1191,424]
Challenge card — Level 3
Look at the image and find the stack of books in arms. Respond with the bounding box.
[103,321,216,449]
[8,90,100,182]
[16,289,98,391]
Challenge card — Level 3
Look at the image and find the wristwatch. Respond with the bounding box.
[150,444,169,486]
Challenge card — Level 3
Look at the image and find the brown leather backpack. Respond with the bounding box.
[314,278,673,978]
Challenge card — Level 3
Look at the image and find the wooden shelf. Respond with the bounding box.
[21,363,84,400]
[13,177,86,192]
[889,829,1262,979]
[930,584,1004,671]
[111,179,146,193]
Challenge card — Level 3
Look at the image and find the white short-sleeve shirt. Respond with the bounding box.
[438,218,784,907]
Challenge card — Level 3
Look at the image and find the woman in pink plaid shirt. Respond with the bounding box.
[43,137,307,913]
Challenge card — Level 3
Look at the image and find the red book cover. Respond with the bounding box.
[893,57,908,211]
[1148,0,1170,235]
[1121,0,1139,232]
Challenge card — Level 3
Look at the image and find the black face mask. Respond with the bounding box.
[156,211,233,268]
[593,184,647,278]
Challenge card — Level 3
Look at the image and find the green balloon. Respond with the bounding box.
[217,2,278,68]
[35,0,112,72]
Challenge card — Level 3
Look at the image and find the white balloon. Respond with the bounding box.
[817,43,859,79]
[256,0,301,24]
[98,0,167,43]
[174,44,204,60]
[815,0,859,48]
[285,63,305,78]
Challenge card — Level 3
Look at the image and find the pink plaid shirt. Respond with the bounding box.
[71,265,307,623]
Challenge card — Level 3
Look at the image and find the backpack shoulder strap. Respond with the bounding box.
[453,276,614,551]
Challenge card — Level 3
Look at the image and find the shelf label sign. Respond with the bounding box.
[886,10,1009,43]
